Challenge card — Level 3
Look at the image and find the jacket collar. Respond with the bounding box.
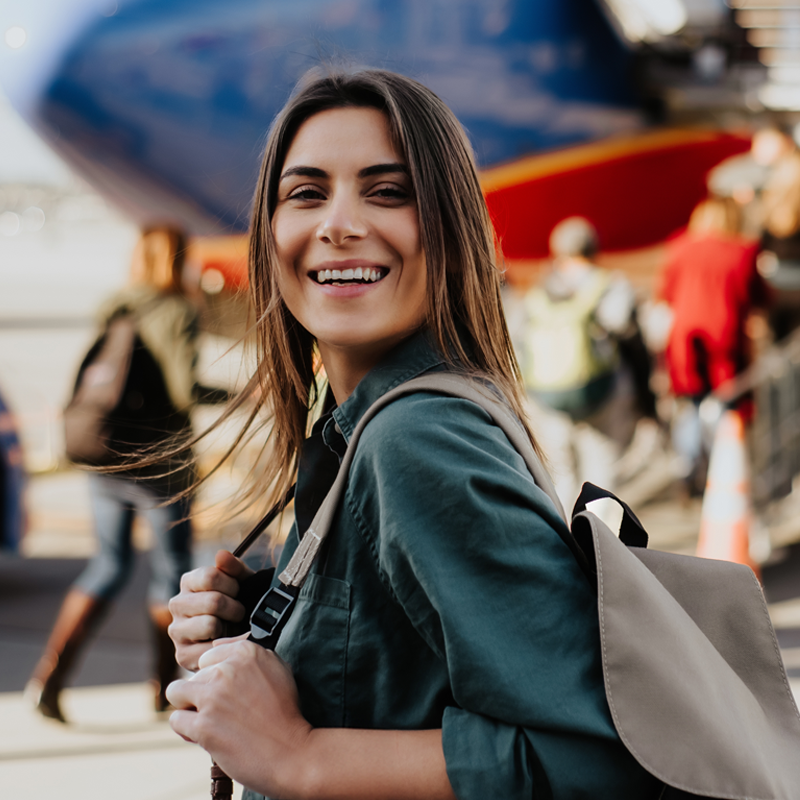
[330,330,446,444]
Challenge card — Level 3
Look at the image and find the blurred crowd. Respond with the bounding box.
[508,121,800,515]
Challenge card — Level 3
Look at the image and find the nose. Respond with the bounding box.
[316,190,367,246]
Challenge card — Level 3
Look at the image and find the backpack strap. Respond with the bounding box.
[573,482,649,549]
[279,372,573,588]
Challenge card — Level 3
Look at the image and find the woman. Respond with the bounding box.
[657,196,771,494]
[26,227,227,721]
[166,70,659,799]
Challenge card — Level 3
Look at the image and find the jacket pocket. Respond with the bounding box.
[275,572,351,727]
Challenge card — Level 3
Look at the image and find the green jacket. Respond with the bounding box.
[244,332,658,800]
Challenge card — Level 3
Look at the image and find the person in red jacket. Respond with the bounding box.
[657,196,772,494]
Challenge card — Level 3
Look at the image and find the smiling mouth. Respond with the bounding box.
[313,266,387,285]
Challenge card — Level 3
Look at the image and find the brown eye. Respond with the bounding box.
[370,184,410,201]
[288,187,326,201]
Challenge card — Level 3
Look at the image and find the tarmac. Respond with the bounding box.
[0,683,222,800]
[0,470,249,800]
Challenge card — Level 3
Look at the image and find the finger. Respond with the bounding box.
[169,708,200,743]
[215,550,255,581]
[173,641,213,672]
[198,636,250,669]
[212,632,251,648]
[171,589,246,628]
[177,564,241,598]
[165,677,199,710]
[170,613,226,647]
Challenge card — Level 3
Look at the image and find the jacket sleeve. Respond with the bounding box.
[348,393,658,800]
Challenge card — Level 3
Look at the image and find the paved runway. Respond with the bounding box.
[0,469,249,800]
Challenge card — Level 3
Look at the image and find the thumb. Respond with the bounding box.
[214,549,255,581]
[211,632,251,650]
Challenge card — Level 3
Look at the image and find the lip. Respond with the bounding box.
[314,281,379,298]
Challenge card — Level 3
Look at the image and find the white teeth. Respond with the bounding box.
[314,267,385,284]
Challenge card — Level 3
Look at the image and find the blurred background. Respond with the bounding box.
[4,1,800,798]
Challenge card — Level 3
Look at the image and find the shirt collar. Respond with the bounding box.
[330,330,447,444]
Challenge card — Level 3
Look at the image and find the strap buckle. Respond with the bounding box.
[249,585,297,648]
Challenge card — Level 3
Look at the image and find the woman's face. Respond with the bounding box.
[271,106,427,379]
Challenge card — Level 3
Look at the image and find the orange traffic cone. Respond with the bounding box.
[696,408,760,579]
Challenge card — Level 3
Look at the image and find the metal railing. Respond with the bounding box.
[714,329,800,513]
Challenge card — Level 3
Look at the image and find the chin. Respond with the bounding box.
[318,328,411,353]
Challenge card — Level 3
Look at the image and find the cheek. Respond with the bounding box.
[271,216,292,265]
[389,212,424,269]
[271,220,304,291]
[274,260,304,326]
[401,213,423,259]
[271,207,310,263]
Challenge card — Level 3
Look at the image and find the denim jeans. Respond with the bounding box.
[75,473,192,605]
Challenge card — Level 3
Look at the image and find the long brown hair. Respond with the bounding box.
[200,68,535,516]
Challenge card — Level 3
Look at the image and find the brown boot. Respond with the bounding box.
[149,605,178,713]
[25,589,108,723]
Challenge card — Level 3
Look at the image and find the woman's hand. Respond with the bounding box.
[166,638,312,798]
[168,637,456,800]
[168,550,255,670]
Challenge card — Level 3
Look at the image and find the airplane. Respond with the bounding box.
[0,0,756,541]
[1,0,752,291]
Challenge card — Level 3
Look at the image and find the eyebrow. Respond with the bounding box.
[359,162,409,178]
[279,162,409,181]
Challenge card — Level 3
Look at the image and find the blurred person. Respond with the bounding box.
[25,227,229,722]
[758,126,800,280]
[517,216,643,512]
[656,196,772,495]
[708,122,798,241]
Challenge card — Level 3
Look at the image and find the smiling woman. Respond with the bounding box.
[164,69,660,800]
[272,107,428,401]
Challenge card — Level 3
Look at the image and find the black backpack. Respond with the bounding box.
[64,312,183,466]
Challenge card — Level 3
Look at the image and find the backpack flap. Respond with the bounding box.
[574,505,800,800]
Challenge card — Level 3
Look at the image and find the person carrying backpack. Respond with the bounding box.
[518,217,641,512]
[26,227,229,722]
[160,70,664,800]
